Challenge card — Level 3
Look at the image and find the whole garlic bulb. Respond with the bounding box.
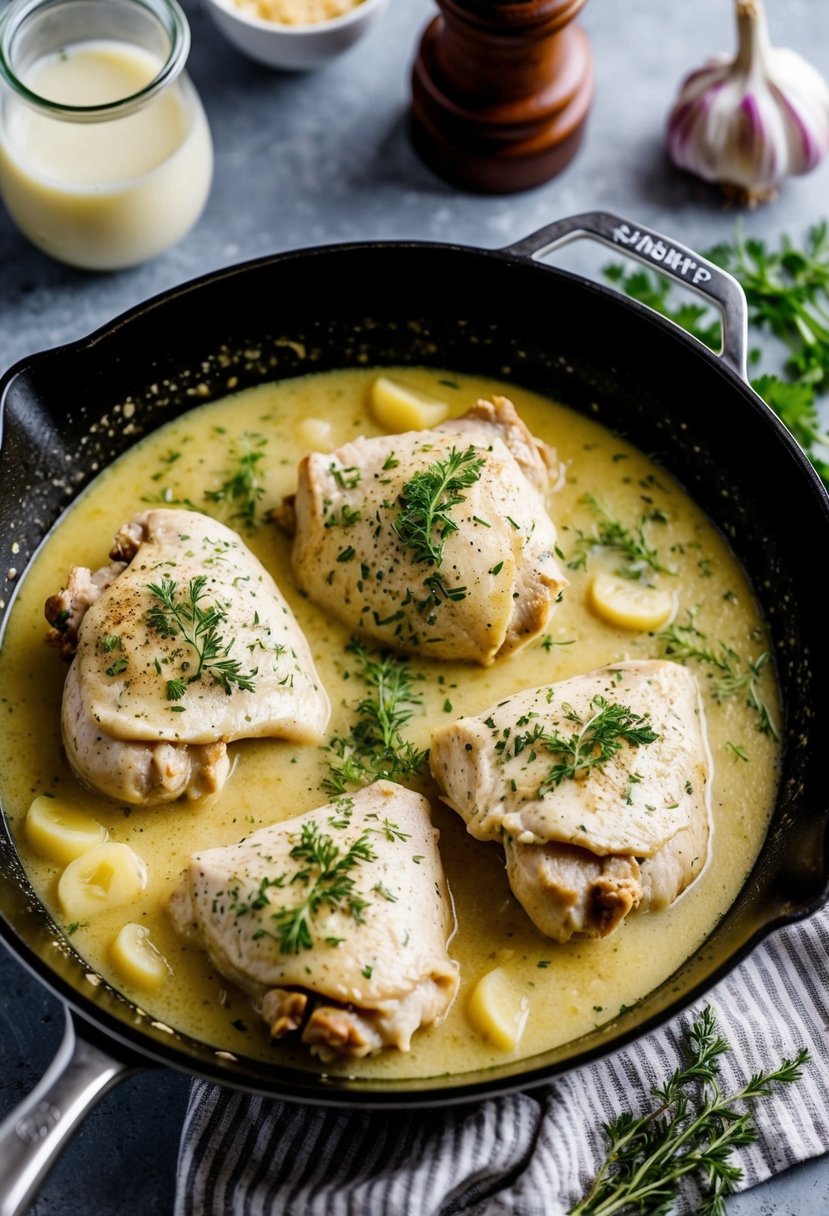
[666,0,829,206]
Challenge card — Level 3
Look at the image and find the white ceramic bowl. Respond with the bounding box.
[204,0,390,71]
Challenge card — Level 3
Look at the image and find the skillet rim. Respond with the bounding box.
[1,234,828,1107]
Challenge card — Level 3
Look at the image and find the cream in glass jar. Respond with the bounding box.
[0,0,213,271]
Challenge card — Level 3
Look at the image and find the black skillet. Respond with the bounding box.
[1,211,828,1215]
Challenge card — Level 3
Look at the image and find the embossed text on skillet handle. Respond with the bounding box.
[0,1006,134,1216]
[502,210,749,382]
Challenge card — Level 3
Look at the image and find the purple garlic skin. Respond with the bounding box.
[665,0,829,205]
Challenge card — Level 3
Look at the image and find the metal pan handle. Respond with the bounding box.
[0,1006,135,1216]
[501,210,749,382]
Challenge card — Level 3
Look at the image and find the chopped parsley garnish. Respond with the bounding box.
[540,635,575,651]
[330,463,361,490]
[324,504,361,529]
[372,882,397,902]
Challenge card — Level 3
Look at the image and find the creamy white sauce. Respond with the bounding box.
[0,367,780,1081]
[0,40,212,269]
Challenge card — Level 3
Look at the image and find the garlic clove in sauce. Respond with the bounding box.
[665,0,829,206]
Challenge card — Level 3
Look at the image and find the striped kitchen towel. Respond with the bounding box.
[175,905,829,1215]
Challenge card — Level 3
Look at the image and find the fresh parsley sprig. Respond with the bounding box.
[603,263,722,352]
[751,374,829,486]
[603,221,829,492]
[323,638,428,796]
[146,574,256,701]
[570,1005,810,1216]
[707,221,829,391]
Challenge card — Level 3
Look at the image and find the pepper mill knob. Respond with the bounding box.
[410,0,594,194]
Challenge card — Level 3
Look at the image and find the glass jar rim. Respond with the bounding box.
[0,0,191,120]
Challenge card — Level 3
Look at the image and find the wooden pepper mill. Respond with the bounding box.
[410,0,594,194]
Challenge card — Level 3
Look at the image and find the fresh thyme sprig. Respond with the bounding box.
[500,695,659,794]
[145,574,256,701]
[249,821,375,955]
[204,431,268,530]
[323,638,428,795]
[567,493,674,581]
[538,697,659,792]
[570,1005,810,1216]
[659,611,779,739]
[393,445,485,605]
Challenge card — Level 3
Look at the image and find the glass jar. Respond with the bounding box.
[0,0,213,270]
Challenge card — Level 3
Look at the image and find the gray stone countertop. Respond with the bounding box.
[1,0,828,1212]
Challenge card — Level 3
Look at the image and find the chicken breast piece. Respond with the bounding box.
[168,781,460,1061]
[288,396,568,665]
[430,660,711,942]
[45,508,330,805]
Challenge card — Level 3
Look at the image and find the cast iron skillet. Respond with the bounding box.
[1,212,828,1214]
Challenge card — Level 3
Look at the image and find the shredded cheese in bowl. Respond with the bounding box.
[230,0,364,25]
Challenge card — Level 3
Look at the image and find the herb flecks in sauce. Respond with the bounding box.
[146,574,257,701]
[568,493,675,581]
[0,365,782,1079]
[204,432,268,530]
[323,639,428,796]
[660,611,779,739]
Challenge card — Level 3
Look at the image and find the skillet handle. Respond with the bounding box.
[501,210,749,382]
[0,1005,135,1216]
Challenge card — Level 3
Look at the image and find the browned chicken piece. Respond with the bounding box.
[504,844,643,942]
[45,561,127,658]
[437,396,559,494]
[430,660,712,943]
[45,507,330,805]
[169,781,460,1061]
[262,990,309,1038]
[287,395,568,665]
